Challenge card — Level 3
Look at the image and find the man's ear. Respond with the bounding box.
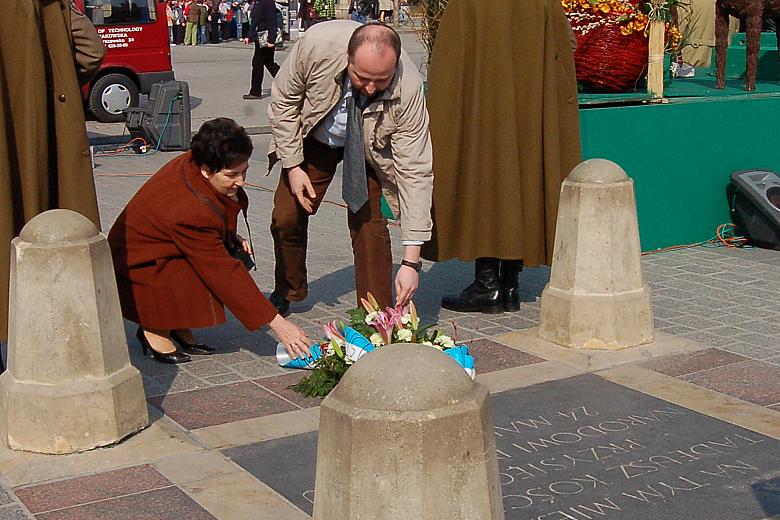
[200,165,213,179]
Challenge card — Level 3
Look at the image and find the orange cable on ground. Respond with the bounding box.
[641,223,750,256]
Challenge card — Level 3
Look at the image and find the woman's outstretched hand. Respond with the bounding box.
[269,314,311,359]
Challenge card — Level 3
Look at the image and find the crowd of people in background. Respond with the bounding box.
[165,0,368,46]
[165,0,287,46]
[164,0,402,46]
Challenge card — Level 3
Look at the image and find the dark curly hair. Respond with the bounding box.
[190,118,253,172]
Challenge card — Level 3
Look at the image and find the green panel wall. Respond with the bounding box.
[579,95,780,251]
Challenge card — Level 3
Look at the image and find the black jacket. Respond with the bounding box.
[247,0,277,44]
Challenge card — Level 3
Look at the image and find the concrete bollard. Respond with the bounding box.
[312,343,504,520]
[0,210,148,454]
[539,159,653,350]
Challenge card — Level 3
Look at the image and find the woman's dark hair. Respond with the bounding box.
[190,118,253,172]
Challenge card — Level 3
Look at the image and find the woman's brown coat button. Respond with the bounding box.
[58,94,66,102]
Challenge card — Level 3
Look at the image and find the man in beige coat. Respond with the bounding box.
[0,0,104,358]
[267,21,432,312]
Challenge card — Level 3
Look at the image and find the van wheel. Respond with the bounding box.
[89,74,139,123]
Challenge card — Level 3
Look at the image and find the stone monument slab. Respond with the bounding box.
[226,374,780,519]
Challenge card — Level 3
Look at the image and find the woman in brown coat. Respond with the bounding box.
[108,118,310,363]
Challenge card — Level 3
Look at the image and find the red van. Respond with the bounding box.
[76,0,175,122]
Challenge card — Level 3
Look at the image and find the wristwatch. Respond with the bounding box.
[400,259,422,272]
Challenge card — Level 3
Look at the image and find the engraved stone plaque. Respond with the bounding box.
[225,374,780,519]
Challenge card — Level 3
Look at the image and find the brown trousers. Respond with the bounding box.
[270,137,393,307]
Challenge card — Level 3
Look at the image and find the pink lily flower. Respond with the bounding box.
[324,320,345,345]
[385,305,406,329]
[372,310,395,345]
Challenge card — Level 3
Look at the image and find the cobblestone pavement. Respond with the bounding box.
[2,33,780,520]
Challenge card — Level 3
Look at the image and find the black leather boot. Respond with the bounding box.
[500,260,523,312]
[441,258,503,313]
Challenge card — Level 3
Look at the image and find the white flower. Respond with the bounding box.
[422,340,443,351]
[370,333,385,346]
[365,311,378,325]
[395,328,413,342]
[400,314,411,325]
[435,334,455,349]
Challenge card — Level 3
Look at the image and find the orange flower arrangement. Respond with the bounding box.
[562,0,681,50]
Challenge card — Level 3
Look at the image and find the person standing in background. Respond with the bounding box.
[378,0,392,22]
[421,0,582,314]
[172,0,186,44]
[166,0,175,44]
[233,1,245,39]
[198,0,208,43]
[243,0,279,99]
[209,0,222,42]
[184,0,200,45]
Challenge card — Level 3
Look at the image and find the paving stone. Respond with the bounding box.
[0,506,31,520]
[732,332,780,349]
[680,330,742,348]
[223,431,319,515]
[148,381,297,429]
[642,265,683,277]
[15,465,169,514]
[35,487,215,520]
[658,324,697,335]
[181,360,234,378]
[685,303,731,318]
[140,377,169,398]
[164,372,212,394]
[253,373,322,409]
[487,314,537,330]
[204,372,246,385]
[0,489,12,507]
[734,320,780,335]
[231,359,287,379]
[467,338,544,373]
[651,288,696,303]
[683,360,780,406]
[720,342,780,360]
[683,295,737,310]
[674,263,726,274]
[640,348,748,377]
[649,306,686,320]
[477,325,515,336]
[729,305,777,320]
[205,349,260,365]
[667,315,724,330]
[704,325,754,338]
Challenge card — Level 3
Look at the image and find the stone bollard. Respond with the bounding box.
[312,343,504,520]
[0,210,148,454]
[539,159,653,350]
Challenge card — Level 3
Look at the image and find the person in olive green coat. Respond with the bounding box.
[421,0,582,314]
[0,0,103,347]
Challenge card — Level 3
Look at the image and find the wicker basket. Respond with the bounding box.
[574,24,649,93]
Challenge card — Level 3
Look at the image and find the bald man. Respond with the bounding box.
[267,21,433,313]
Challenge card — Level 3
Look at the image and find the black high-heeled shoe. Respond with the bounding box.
[136,328,191,364]
[170,330,217,355]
